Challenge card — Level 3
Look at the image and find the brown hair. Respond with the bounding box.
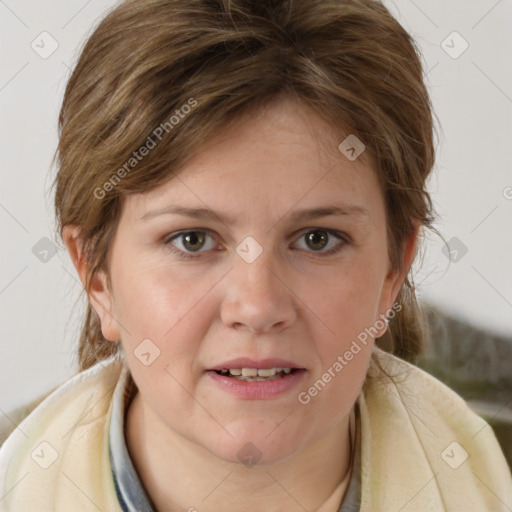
[53,0,438,371]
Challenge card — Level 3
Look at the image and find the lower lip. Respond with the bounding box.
[206,370,307,399]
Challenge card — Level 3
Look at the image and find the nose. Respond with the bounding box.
[220,250,297,334]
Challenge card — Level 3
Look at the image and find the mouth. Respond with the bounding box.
[206,367,306,399]
[205,358,306,399]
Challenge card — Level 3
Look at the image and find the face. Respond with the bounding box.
[87,97,407,465]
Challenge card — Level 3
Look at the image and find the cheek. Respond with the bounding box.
[114,266,210,413]
[296,335,372,435]
[305,258,385,342]
[109,266,219,403]
[111,257,219,340]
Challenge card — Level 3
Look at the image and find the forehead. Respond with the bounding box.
[186,97,372,175]
[123,97,380,221]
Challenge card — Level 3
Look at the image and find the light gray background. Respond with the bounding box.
[1,0,511,412]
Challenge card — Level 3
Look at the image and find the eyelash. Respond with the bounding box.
[162,229,350,260]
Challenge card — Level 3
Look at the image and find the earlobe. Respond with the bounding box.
[62,225,121,342]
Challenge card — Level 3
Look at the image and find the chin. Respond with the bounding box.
[203,423,304,467]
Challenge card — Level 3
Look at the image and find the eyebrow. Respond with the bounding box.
[140,204,370,224]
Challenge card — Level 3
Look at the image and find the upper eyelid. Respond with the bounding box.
[166,228,219,245]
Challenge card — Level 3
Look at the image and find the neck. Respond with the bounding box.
[126,392,352,512]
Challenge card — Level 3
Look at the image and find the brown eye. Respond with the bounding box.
[305,230,329,251]
[181,232,206,252]
[165,230,217,258]
[293,228,347,256]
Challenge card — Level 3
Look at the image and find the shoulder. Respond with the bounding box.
[0,355,124,453]
[0,356,125,511]
[364,347,497,444]
[358,348,512,510]
[366,347,474,413]
[0,391,54,448]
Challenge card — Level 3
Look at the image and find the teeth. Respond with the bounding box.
[256,368,276,377]
[218,367,293,378]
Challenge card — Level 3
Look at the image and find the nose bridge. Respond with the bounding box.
[233,233,280,290]
[241,253,278,297]
[220,243,296,333]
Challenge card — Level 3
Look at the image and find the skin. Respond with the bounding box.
[64,97,415,512]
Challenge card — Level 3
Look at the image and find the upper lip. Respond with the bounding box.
[208,358,305,371]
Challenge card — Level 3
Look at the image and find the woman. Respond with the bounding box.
[0,0,511,510]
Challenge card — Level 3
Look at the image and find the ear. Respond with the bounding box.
[376,225,419,335]
[62,225,121,342]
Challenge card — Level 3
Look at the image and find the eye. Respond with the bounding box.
[164,230,218,258]
[163,228,348,260]
[293,229,347,255]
